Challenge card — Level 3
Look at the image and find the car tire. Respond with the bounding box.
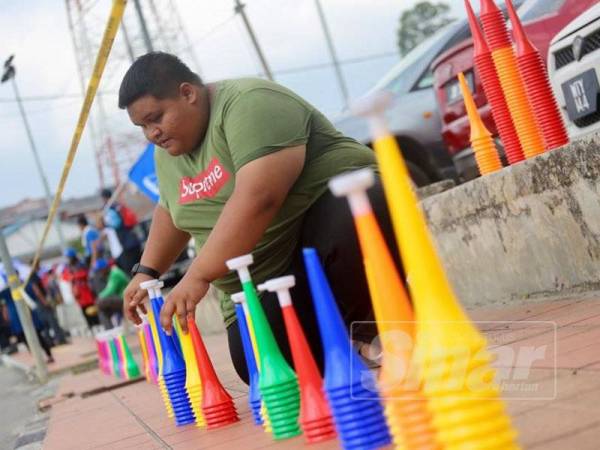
[405,161,431,187]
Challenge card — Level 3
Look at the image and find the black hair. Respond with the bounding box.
[118,52,203,109]
[100,188,112,199]
[76,214,88,227]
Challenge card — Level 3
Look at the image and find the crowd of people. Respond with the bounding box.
[0,189,141,363]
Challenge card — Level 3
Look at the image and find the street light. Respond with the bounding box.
[1,54,67,253]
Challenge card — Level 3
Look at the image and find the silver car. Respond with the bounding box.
[333,20,471,185]
[549,2,600,142]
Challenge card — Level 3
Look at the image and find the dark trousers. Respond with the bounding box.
[17,330,53,359]
[38,306,67,344]
[117,245,142,275]
[227,178,404,384]
[0,324,10,350]
[97,295,123,329]
[81,307,100,329]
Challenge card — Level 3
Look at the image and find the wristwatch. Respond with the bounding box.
[131,263,161,279]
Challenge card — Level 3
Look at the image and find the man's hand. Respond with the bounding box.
[160,274,209,335]
[123,273,153,324]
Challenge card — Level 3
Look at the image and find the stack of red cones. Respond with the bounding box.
[506,0,569,151]
[188,317,239,429]
[479,0,510,50]
[465,0,524,164]
[265,276,337,444]
[479,0,546,158]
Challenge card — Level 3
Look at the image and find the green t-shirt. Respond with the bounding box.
[155,78,376,326]
[99,266,130,299]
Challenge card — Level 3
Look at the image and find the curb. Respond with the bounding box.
[0,354,34,377]
[0,353,100,381]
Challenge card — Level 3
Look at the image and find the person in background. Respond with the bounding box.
[90,258,129,329]
[0,286,54,363]
[62,248,98,329]
[100,189,142,274]
[26,260,68,346]
[0,299,13,354]
[41,267,64,308]
[77,214,101,267]
[94,216,123,269]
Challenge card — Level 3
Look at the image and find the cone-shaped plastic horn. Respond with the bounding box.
[188,317,239,429]
[458,72,502,175]
[137,326,151,382]
[148,283,194,426]
[465,0,524,164]
[265,276,337,444]
[329,169,440,449]
[173,318,207,428]
[227,255,301,440]
[119,334,140,379]
[359,97,521,449]
[479,0,546,158]
[108,337,120,378]
[303,248,392,450]
[479,0,511,51]
[232,292,263,426]
[506,0,569,151]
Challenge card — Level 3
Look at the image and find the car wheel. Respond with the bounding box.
[405,161,431,187]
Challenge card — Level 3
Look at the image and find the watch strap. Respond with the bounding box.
[132,263,161,279]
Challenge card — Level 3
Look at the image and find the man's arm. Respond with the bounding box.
[124,204,191,324]
[160,145,306,332]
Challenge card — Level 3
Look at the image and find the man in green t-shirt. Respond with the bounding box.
[91,258,129,329]
[120,52,403,381]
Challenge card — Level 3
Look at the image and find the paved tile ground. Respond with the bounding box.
[9,334,141,378]
[7,336,98,376]
[38,295,600,449]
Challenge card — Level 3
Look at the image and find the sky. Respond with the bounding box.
[0,0,468,209]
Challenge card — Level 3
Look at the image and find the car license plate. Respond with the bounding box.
[561,69,599,121]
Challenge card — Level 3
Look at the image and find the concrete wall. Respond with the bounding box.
[421,136,600,307]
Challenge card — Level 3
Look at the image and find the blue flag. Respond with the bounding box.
[128,143,159,203]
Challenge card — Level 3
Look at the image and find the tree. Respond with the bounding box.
[397,1,455,56]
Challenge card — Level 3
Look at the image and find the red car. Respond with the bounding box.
[431,0,596,181]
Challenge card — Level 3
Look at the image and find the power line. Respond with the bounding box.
[0,51,397,105]
[0,98,80,120]
[271,51,398,76]
[0,90,117,103]
[180,13,237,53]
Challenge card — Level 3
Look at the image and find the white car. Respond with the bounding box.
[548,2,600,142]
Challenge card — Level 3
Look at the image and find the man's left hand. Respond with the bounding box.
[160,274,209,334]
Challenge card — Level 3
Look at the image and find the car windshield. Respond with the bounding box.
[518,0,566,22]
[367,22,462,95]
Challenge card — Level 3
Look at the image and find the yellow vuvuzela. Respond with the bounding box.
[358,94,520,449]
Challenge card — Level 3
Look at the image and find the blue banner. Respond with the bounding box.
[128,143,159,203]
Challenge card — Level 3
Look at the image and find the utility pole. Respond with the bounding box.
[0,231,48,383]
[66,0,198,187]
[314,0,349,107]
[234,0,274,81]
[120,21,136,63]
[1,55,67,252]
[133,0,154,53]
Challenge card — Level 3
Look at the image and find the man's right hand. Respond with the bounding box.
[123,273,154,324]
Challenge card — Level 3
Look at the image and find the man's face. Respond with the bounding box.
[127,85,202,156]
